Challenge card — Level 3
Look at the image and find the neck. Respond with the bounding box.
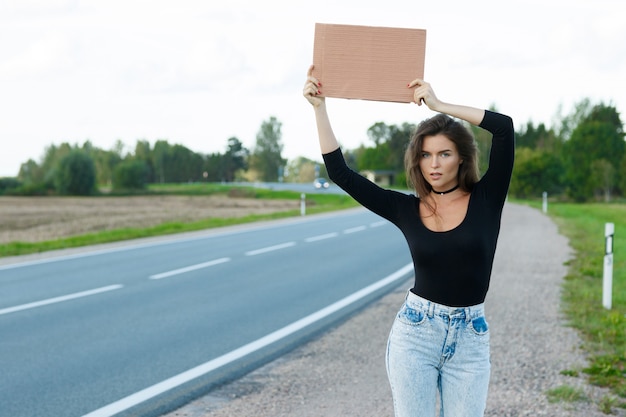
[431,184,459,196]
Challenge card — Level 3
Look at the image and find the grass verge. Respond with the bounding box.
[527,201,626,410]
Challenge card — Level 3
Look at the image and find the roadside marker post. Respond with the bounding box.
[603,222,614,310]
[301,193,306,216]
[542,191,548,213]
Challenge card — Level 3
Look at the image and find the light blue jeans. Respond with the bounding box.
[386,291,490,417]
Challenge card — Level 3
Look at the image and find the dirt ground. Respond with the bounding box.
[0,195,297,244]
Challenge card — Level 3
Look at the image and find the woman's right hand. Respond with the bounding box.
[408,78,442,111]
[303,65,325,108]
[409,78,485,126]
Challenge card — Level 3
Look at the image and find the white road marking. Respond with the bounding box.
[370,220,387,228]
[245,242,296,256]
[0,209,373,271]
[149,258,231,280]
[81,263,413,417]
[344,225,367,234]
[305,232,339,242]
[0,285,124,316]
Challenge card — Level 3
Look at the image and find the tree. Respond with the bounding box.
[509,148,564,198]
[152,140,204,183]
[589,159,615,202]
[152,140,170,183]
[367,122,392,147]
[133,140,155,183]
[222,137,248,182]
[516,121,561,151]
[469,123,493,176]
[0,177,21,195]
[41,143,73,186]
[250,116,285,182]
[555,99,591,139]
[92,148,122,187]
[356,142,391,171]
[54,150,96,195]
[113,159,149,190]
[387,123,415,172]
[562,103,624,201]
[467,104,502,176]
[619,153,626,196]
[169,144,204,182]
[203,153,223,182]
[361,121,414,176]
[18,159,43,184]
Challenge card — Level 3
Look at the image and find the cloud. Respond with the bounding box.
[0,30,75,80]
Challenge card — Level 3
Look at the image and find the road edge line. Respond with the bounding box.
[82,263,413,417]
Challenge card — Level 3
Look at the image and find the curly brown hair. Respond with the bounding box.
[404,114,479,200]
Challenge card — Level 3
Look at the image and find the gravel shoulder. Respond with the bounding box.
[162,203,624,417]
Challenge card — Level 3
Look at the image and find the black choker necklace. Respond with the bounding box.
[431,184,459,195]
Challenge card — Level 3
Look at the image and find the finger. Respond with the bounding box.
[412,89,426,105]
[307,65,321,86]
[304,80,319,92]
[303,83,320,97]
[407,78,425,88]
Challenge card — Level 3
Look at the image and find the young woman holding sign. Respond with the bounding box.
[303,65,514,417]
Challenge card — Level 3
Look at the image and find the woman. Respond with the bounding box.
[303,65,515,416]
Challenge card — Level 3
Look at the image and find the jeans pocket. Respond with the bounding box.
[470,316,489,335]
[396,304,427,326]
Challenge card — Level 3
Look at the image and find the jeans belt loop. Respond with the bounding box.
[465,307,472,323]
[428,302,436,318]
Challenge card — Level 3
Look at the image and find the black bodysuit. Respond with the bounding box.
[323,110,515,307]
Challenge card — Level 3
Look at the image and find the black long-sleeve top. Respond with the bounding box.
[323,110,515,307]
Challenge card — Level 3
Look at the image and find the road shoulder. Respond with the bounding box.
[162,204,623,417]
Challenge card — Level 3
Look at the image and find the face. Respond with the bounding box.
[419,134,463,191]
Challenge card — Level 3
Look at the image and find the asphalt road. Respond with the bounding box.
[0,208,412,417]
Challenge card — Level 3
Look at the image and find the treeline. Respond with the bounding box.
[1,98,624,202]
[345,98,625,202]
[1,116,326,196]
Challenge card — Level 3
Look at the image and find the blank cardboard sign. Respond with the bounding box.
[312,23,426,103]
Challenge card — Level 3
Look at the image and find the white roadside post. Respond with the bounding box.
[542,191,548,213]
[301,193,306,216]
[603,222,615,310]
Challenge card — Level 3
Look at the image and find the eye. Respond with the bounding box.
[421,152,430,159]
[441,152,451,158]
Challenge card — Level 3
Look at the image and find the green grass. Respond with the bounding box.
[537,201,626,406]
[546,385,589,404]
[0,184,359,258]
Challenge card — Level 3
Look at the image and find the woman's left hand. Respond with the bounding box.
[303,65,325,108]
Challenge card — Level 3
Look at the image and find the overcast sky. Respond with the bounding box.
[1,0,624,177]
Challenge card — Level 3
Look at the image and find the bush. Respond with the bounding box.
[12,182,52,196]
[113,160,149,190]
[54,150,96,195]
[0,177,21,195]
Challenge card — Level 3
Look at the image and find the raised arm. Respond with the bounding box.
[302,65,340,154]
[408,78,485,126]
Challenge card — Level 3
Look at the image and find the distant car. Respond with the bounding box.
[313,178,330,189]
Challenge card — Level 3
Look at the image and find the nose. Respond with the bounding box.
[430,155,440,168]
